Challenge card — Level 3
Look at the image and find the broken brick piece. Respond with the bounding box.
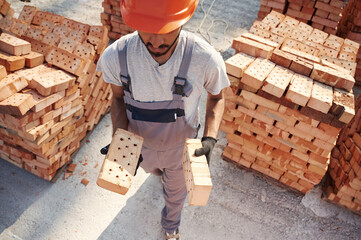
[81,178,89,186]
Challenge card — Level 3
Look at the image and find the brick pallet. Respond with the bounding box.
[337,0,361,85]
[326,95,361,214]
[101,0,135,40]
[222,10,359,194]
[0,5,112,181]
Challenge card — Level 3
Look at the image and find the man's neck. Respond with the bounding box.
[146,31,181,65]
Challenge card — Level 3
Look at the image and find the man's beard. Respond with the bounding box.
[145,43,171,57]
[140,31,181,58]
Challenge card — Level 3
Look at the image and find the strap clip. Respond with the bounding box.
[173,77,186,96]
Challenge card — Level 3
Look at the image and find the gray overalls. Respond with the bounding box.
[118,32,198,233]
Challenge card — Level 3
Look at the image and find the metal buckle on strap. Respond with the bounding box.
[173,77,186,96]
[120,74,131,92]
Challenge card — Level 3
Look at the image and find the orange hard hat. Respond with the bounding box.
[121,0,199,34]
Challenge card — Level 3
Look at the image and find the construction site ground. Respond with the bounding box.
[1,0,361,239]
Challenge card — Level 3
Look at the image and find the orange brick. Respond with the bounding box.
[271,48,296,68]
[232,36,275,59]
[225,52,255,78]
[262,65,294,98]
[241,58,276,90]
[307,81,333,114]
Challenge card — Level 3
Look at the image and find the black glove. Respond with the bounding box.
[100,144,110,155]
[194,136,217,165]
[100,144,143,176]
[134,154,143,176]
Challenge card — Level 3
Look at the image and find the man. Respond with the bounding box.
[97,0,230,239]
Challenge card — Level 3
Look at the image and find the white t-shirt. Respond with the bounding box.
[97,30,230,128]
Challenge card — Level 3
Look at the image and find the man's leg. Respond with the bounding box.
[140,147,163,176]
[160,148,187,233]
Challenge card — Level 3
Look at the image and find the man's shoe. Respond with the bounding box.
[165,228,181,240]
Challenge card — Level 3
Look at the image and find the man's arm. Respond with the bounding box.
[203,88,225,139]
[110,84,129,135]
[194,89,225,164]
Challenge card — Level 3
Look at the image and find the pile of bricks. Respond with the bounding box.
[337,0,361,85]
[101,0,135,40]
[258,0,287,20]
[326,95,361,214]
[0,5,112,180]
[221,10,359,194]
[258,0,347,35]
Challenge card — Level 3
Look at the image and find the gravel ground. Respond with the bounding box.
[1,0,361,240]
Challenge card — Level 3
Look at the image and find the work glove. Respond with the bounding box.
[194,136,217,165]
[100,144,143,176]
[100,144,110,155]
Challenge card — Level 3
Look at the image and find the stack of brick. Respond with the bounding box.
[337,0,361,85]
[258,0,347,35]
[258,0,287,20]
[101,0,135,40]
[310,0,346,35]
[285,0,316,24]
[221,10,358,194]
[0,5,112,181]
[326,95,361,214]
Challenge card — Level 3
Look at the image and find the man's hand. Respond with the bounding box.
[100,144,110,155]
[194,136,217,165]
[100,144,143,176]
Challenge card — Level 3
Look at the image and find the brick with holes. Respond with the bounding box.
[262,65,294,98]
[97,129,143,195]
[31,70,76,96]
[311,63,355,91]
[307,81,333,114]
[182,138,212,206]
[45,46,87,76]
[0,92,35,116]
[0,74,28,102]
[285,73,313,106]
[0,33,31,56]
[241,57,275,90]
[225,52,255,78]
[232,36,275,59]
[17,5,38,24]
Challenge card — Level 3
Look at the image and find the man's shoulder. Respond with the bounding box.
[106,32,138,51]
[183,31,224,66]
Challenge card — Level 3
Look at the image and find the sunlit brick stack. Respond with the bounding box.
[101,0,135,40]
[337,0,361,85]
[0,5,112,180]
[309,0,346,34]
[221,10,358,194]
[258,0,347,35]
[258,0,287,20]
[325,96,361,213]
[285,0,317,24]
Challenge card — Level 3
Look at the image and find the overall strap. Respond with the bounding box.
[173,32,195,98]
[118,39,132,95]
